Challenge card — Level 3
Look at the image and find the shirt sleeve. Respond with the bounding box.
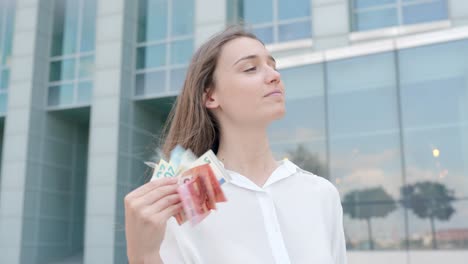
[331,186,348,264]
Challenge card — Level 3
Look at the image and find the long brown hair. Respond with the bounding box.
[161,26,261,158]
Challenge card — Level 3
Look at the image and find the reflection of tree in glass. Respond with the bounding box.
[287,144,327,177]
[400,181,456,249]
[342,187,396,250]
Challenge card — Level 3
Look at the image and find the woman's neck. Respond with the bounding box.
[216,124,278,187]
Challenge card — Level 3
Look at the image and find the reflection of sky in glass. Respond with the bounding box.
[273,39,468,249]
[242,0,312,43]
[270,65,325,142]
[400,39,468,201]
[352,0,449,31]
[136,0,194,96]
[243,0,273,24]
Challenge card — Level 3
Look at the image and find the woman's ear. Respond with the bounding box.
[204,88,219,109]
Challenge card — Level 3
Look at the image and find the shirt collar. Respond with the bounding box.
[223,159,299,192]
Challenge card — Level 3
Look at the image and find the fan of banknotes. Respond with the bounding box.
[145,146,231,226]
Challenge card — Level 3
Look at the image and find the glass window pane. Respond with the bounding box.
[79,55,94,79]
[0,10,3,54]
[0,93,7,113]
[252,26,274,44]
[50,59,76,82]
[243,0,273,24]
[353,8,398,31]
[2,2,14,66]
[353,0,396,9]
[80,0,97,52]
[330,132,405,250]
[269,64,327,176]
[327,52,405,250]
[278,0,310,20]
[399,40,468,128]
[170,67,186,92]
[138,0,167,42]
[399,39,468,250]
[77,81,92,103]
[402,1,448,25]
[1,69,9,90]
[135,71,166,96]
[51,0,79,56]
[278,20,312,42]
[327,52,398,136]
[170,40,193,65]
[172,0,194,36]
[343,191,405,250]
[136,44,166,69]
[48,84,74,106]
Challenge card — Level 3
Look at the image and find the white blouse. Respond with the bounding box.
[160,160,347,264]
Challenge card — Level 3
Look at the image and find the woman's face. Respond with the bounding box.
[206,37,285,128]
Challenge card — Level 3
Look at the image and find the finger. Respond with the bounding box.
[147,193,181,214]
[141,184,179,206]
[127,177,178,200]
[157,202,184,223]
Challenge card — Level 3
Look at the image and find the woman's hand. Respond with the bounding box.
[124,177,182,263]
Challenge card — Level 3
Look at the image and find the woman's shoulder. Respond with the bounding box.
[286,160,340,198]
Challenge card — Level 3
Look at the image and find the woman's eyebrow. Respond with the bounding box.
[233,55,276,66]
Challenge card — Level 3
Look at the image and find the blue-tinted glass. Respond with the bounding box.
[399,40,468,128]
[399,40,468,250]
[353,8,398,31]
[50,59,76,82]
[402,1,448,25]
[51,0,79,56]
[278,20,312,42]
[80,0,96,52]
[172,0,194,36]
[0,93,6,113]
[1,69,9,89]
[77,81,92,103]
[353,0,396,9]
[136,44,166,69]
[0,8,3,58]
[48,84,74,106]
[170,67,187,92]
[170,40,193,65]
[138,0,167,42]
[252,26,273,44]
[2,1,14,66]
[243,0,273,24]
[278,0,310,20]
[79,55,94,79]
[327,52,398,136]
[327,52,404,249]
[269,64,326,142]
[135,71,166,95]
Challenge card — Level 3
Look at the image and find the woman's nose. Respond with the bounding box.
[266,67,281,84]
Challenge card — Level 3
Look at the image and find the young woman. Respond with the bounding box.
[124,26,347,264]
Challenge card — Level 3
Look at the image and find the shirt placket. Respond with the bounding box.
[257,190,291,264]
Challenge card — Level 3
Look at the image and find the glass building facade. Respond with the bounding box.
[48,0,96,108]
[0,0,467,263]
[0,0,15,115]
[351,0,449,31]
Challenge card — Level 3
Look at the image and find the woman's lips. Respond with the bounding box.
[264,90,282,97]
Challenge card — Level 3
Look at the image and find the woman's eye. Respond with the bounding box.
[244,67,256,72]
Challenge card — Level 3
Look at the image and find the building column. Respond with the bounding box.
[0,0,52,263]
[312,0,349,50]
[449,0,468,26]
[195,0,227,47]
[83,0,137,263]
